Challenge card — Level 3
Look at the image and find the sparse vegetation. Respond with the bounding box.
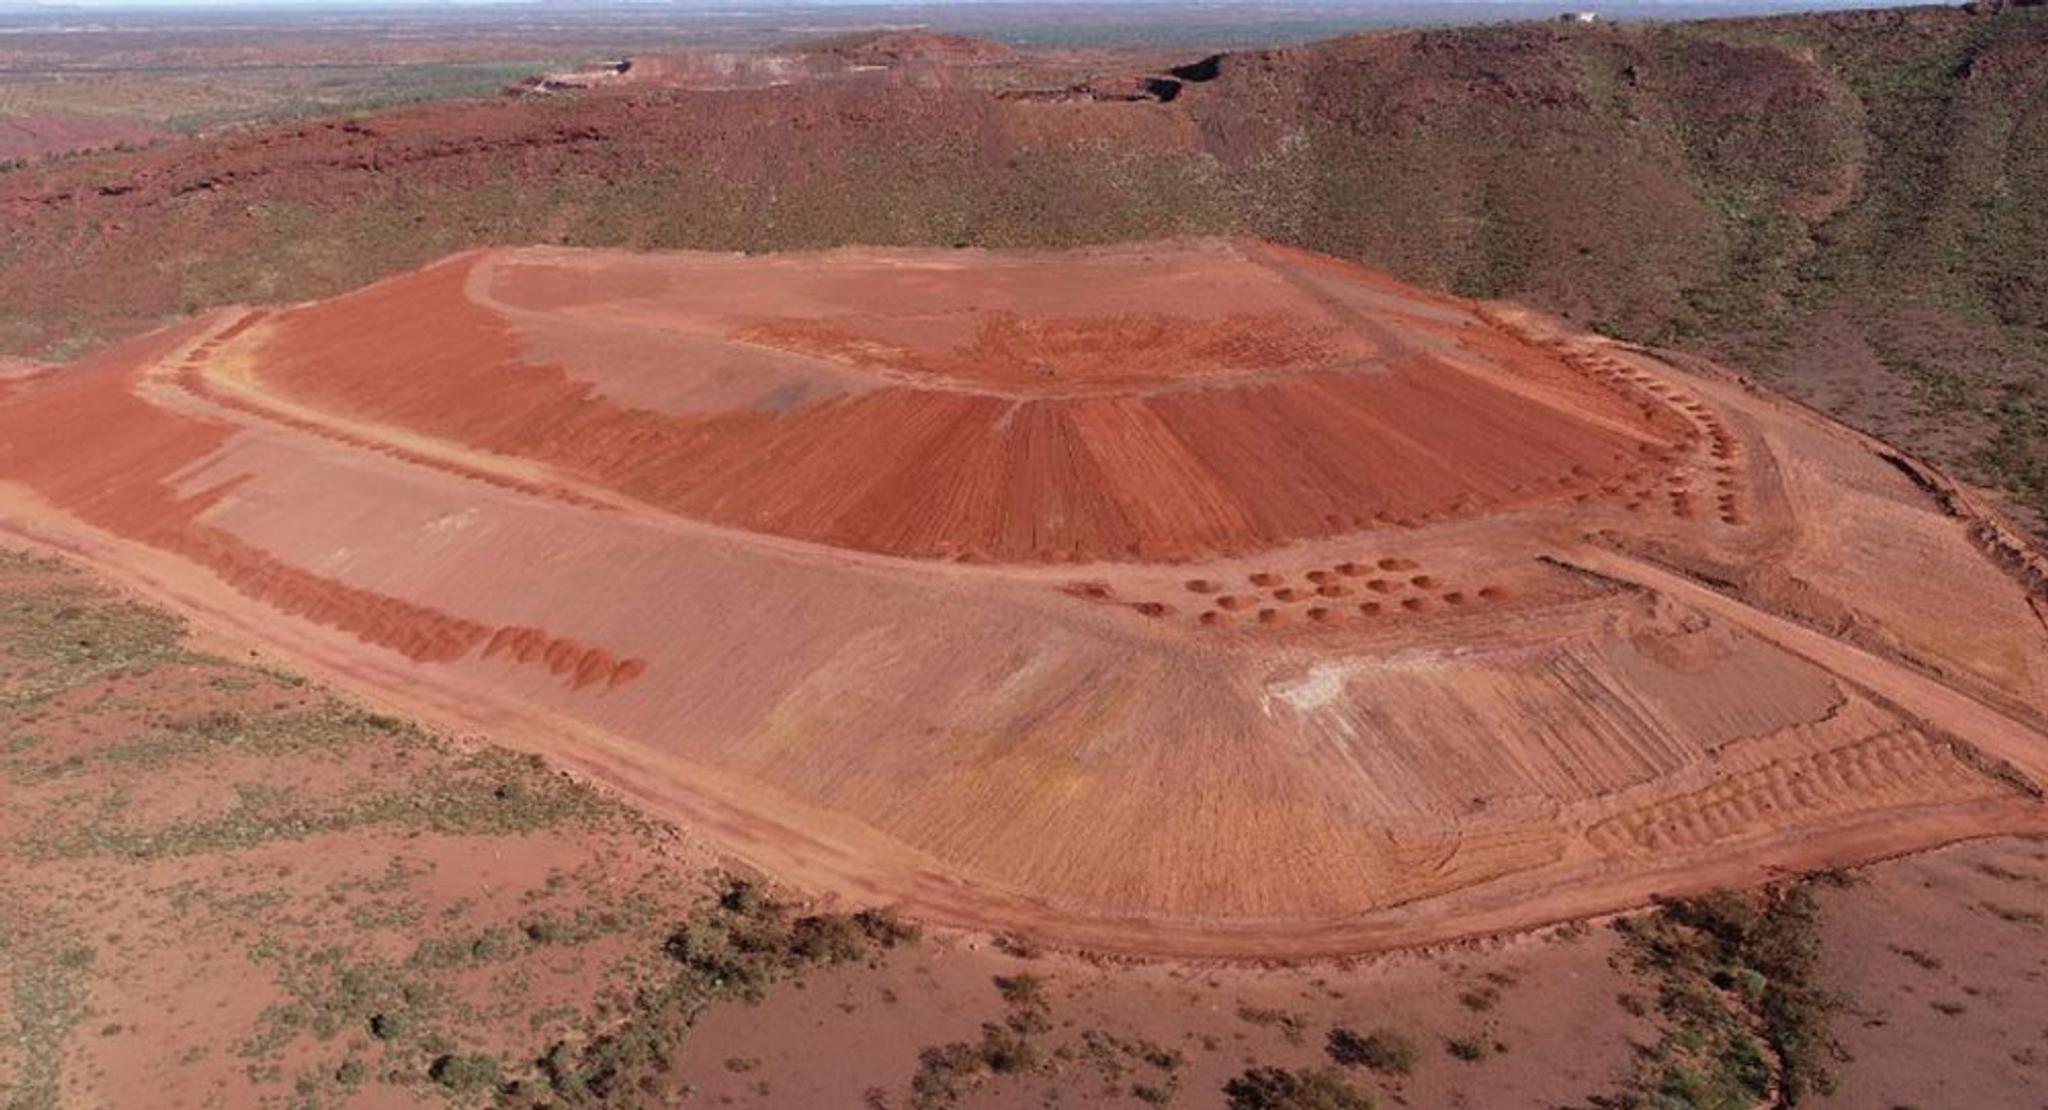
[0,548,920,1109]
[0,59,568,137]
[518,877,919,1104]
[1444,1035,1495,1063]
[1326,1026,1418,1076]
[1605,880,1847,1107]
[1223,1065,1374,1110]
[1073,1028,1187,1105]
[994,972,1047,1009]
[429,1051,502,1091]
[908,971,1058,1108]
[1458,981,1504,1012]
[0,901,96,1110]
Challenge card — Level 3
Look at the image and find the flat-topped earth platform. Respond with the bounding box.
[252,240,1682,563]
[1,239,2044,958]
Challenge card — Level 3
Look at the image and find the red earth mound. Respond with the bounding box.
[1,239,2044,958]
[244,241,1681,563]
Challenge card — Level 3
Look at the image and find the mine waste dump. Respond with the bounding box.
[4,237,2045,958]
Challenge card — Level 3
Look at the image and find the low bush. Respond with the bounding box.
[1326,1026,1418,1076]
[1223,1066,1374,1110]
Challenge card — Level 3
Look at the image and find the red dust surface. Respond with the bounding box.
[1,239,2044,959]
[248,241,1671,563]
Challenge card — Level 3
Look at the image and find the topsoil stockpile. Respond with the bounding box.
[2,238,2043,957]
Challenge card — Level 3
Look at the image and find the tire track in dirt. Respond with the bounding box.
[6,507,2025,961]
[1561,547,2048,791]
[1586,727,2011,855]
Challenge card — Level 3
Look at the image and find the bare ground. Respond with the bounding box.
[4,539,2042,1108]
[0,242,2043,961]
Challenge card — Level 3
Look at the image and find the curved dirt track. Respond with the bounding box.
[1,239,2044,959]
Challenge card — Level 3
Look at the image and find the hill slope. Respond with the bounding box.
[2,240,2045,955]
[1,4,2042,521]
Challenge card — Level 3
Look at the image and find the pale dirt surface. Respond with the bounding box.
[0,478,2041,1109]
[1816,837,2048,1110]
[667,837,2048,1109]
[0,240,2044,962]
[676,922,1651,1109]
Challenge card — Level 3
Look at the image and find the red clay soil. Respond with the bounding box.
[247,241,1674,563]
[0,239,2043,959]
[0,322,637,679]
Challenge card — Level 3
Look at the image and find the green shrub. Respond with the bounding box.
[1223,1066,1374,1110]
[1609,881,1846,1105]
[427,1052,499,1091]
[1444,1037,1489,1063]
[994,973,1046,1009]
[1326,1026,1418,1076]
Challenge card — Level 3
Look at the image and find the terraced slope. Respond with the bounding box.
[248,243,1677,562]
[1,5,2040,526]
[0,240,2042,957]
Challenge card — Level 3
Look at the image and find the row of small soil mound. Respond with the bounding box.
[1064,557,1516,630]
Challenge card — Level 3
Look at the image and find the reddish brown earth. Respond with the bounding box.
[0,114,162,162]
[252,242,1669,562]
[4,532,2040,1107]
[672,835,2048,1108]
[1,238,2044,960]
[1,7,2039,540]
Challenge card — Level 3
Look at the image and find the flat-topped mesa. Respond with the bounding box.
[239,239,1685,563]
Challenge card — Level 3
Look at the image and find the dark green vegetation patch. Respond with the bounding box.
[1600,879,1848,1109]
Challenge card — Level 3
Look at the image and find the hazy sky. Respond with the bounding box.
[5,0,1795,6]
[0,0,1934,15]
